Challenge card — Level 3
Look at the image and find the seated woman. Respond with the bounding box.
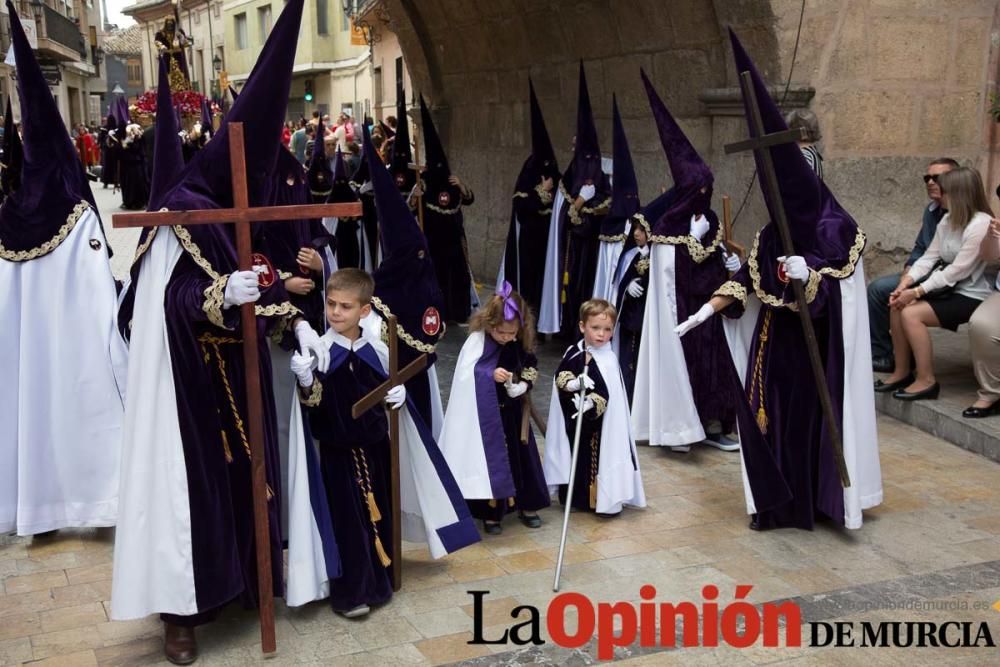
[876,167,996,401]
[966,213,1000,418]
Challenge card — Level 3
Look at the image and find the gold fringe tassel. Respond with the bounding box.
[589,483,597,510]
[367,492,382,523]
[508,497,515,508]
[221,430,233,463]
[756,408,769,433]
[374,535,392,567]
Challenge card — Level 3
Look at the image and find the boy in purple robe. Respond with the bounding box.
[291,268,405,617]
[438,283,549,535]
[674,31,882,532]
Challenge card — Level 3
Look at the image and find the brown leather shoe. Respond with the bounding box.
[164,622,198,665]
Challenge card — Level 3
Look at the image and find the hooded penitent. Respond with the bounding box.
[349,148,380,270]
[708,29,880,532]
[417,94,476,323]
[499,78,559,313]
[321,146,368,271]
[388,83,415,193]
[363,120,447,432]
[628,67,735,451]
[307,120,333,202]
[0,0,125,537]
[591,94,639,302]
[537,61,611,338]
[112,0,334,621]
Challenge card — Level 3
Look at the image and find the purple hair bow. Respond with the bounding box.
[496,281,521,323]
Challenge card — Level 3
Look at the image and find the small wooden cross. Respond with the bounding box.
[724,72,850,489]
[351,314,428,591]
[113,123,363,655]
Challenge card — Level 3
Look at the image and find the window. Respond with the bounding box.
[373,66,382,107]
[315,0,328,35]
[214,2,220,18]
[341,0,352,31]
[196,49,204,84]
[234,12,247,50]
[258,5,273,43]
[127,60,142,86]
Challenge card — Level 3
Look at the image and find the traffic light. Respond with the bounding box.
[304,79,314,103]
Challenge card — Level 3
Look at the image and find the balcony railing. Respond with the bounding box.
[40,4,86,57]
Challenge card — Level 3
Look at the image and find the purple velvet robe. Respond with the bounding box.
[614,249,648,403]
[557,180,611,340]
[421,181,475,323]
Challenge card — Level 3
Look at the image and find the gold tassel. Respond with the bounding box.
[374,535,392,567]
[563,271,569,286]
[756,407,768,434]
[488,499,497,508]
[367,492,382,523]
[221,430,233,463]
[589,482,597,510]
[508,497,515,508]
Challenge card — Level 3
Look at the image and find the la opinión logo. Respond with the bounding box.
[467,587,998,659]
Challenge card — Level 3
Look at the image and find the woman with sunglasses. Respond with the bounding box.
[876,167,997,400]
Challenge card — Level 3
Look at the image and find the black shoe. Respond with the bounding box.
[872,356,895,373]
[518,512,541,528]
[892,383,940,401]
[874,374,914,393]
[962,402,1000,418]
[483,521,502,535]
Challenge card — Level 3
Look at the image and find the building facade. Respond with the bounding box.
[224,0,370,121]
[2,0,108,128]
[123,0,226,99]
[103,24,143,104]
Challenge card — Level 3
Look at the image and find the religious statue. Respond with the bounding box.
[154,16,192,93]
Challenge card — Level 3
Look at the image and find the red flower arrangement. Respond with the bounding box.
[134,89,211,115]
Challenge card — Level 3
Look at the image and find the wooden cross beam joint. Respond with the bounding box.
[723,72,850,490]
[111,123,363,655]
[350,314,428,591]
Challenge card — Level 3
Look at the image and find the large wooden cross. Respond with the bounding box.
[350,314,428,590]
[723,72,851,489]
[113,123,363,655]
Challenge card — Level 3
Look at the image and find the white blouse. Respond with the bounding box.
[908,211,995,301]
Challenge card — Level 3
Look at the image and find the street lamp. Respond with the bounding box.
[212,54,222,74]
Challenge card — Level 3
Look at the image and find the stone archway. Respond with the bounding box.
[379,0,788,276]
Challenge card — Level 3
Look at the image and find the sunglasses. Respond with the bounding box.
[923,174,940,184]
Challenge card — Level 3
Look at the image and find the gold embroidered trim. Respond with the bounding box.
[131,226,159,266]
[299,378,323,407]
[555,371,576,390]
[746,232,824,310]
[713,280,748,307]
[426,202,462,215]
[650,223,723,264]
[0,201,90,262]
[636,257,650,276]
[582,197,611,215]
[540,208,553,215]
[588,393,607,417]
[521,367,539,383]
[202,275,231,329]
[512,191,529,199]
[278,270,293,281]
[310,188,333,198]
[173,225,221,280]
[598,234,627,243]
[633,212,651,234]
[370,296,440,354]
[817,228,866,279]
[534,182,553,206]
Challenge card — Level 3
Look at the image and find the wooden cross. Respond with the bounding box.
[721,194,746,262]
[350,314,428,591]
[113,123,363,655]
[724,73,850,488]
[410,131,425,231]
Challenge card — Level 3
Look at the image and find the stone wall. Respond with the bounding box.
[377,0,1000,281]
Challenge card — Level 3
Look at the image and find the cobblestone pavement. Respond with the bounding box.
[1,189,998,666]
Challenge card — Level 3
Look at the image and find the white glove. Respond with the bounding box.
[505,380,528,399]
[626,278,644,298]
[674,302,716,337]
[359,180,374,194]
[689,214,710,241]
[571,393,595,419]
[778,255,809,281]
[578,184,596,201]
[565,373,596,393]
[723,251,741,273]
[638,245,650,257]
[223,270,261,308]
[386,384,407,410]
[294,320,329,373]
[290,352,315,388]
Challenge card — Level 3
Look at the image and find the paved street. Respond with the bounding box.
[0,191,998,666]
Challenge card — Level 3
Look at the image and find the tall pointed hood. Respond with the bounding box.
[379,119,395,139]
[148,55,185,210]
[729,28,860,260]
[0,0,98,256]
[329,147,358,203]
[606,94,639,223]
[306,120,333,201]
[156,0,305,275]
[563,61,604,196]
[640,68,713,235]
[514,78,560,193]
[350,149,370,187]
[419,94,449,181]
[200,97,213,133]
[388,82,414,192]
[1,97,24,196]
[117,96,131,126]
[365,120,445,356]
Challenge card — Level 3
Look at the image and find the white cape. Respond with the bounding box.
[592,224,628,302]
[723,257,882,529]
[0,206,126,535]
[543,342,646,514]
[630,243,705,446]
[537,189,566,334]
